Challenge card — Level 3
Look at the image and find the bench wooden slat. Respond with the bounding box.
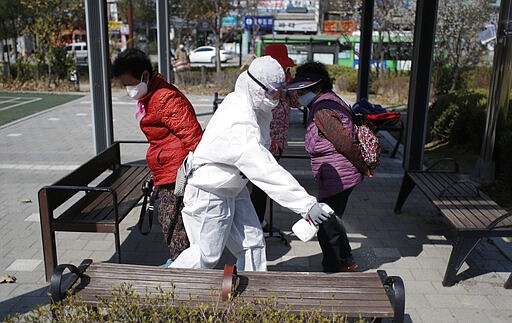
[409,172,472,228]
[409,172,511,230]
[281,145,309,159]
[89,166,149,219]
[420,172,488,229]
[54,166,133,221]
[428,172,504,228]
[78,166,142,219]
[411,172,482,229]
[58,261,400,319]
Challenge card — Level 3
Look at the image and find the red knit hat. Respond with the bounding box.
[264,44,295,68]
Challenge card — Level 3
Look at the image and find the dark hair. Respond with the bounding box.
[295,61,333,93]
[112,48,153,79]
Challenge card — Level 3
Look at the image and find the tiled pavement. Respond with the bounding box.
[0,92,511,322]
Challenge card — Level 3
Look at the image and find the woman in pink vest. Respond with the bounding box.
[290,62,373,272]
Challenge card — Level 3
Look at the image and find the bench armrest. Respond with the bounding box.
[379,270,405,323]
[43,185,117,196]
[50,259,92,302]
[42,185,119,220]
[487,211,512,229]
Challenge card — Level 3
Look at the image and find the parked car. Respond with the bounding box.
[66,42,88,65]
[189,46,232,63]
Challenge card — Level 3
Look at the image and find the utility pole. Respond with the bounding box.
[85,0,113,154]
[128,0,134,48]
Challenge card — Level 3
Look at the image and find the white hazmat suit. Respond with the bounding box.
[170,56,331,271]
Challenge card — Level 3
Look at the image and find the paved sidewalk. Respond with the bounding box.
[0,93,511,322]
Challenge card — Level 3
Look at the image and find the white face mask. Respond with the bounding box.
[298,91,317,107]
[260,96,280,112]
[126,74,148,100]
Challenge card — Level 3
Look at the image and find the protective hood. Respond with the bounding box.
[187,55,316,214]
[235,56,285,114]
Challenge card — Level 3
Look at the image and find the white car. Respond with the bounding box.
[189,46,232,63]
[65,42,88,65]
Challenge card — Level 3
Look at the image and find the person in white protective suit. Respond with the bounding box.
[170,56,334,271]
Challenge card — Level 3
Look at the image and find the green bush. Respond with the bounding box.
[327,65,359,92]
[51,46,71,81]
[429,91,487,151]
[431,102,460,142]
[2,57,38,83]
[4,283,369,322]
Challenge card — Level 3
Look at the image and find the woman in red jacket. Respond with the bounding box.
[112,48,203,266]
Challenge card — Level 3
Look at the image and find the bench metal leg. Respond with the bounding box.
[394,174,415,214]
[443,235,480,287]
[505,273,512,289]
[114,225,121,263]
[266,199,288,245]
[39,190,58,282]
[390,122,403,158]
[41,225,57,282]
[379,270,405,323]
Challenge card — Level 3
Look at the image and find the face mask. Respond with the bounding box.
[298,91,317,107]
[260,96,280,112]
[126,74,148,100]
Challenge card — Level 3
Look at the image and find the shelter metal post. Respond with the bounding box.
[473,0,512,183]
[357,0,374,102]
[85,0,113,154]
[403,0,439,171]
[156,0,172,82]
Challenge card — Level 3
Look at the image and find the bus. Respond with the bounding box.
[339,31,413,71]
[255,34,341,65]
[256,31,413,70]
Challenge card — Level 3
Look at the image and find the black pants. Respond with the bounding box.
[317,188,354,271]
[250,184,267,223]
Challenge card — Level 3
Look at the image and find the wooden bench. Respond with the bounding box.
[394,159,512,287]
[50,259,405,322]
[374,118,403,158]
[38,141,151,282]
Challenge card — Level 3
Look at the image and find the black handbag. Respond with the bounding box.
[138,175,159,235]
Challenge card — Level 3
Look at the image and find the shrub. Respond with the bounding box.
[4,283,368,322]
[327,65,358,92]
[428,91,487,152]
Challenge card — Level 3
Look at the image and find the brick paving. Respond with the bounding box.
[0,92,511,322]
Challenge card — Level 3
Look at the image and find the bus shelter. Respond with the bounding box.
[84,0,511,182]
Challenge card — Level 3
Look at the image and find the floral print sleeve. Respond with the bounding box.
[269,91,293,156]
[314,109,369,174]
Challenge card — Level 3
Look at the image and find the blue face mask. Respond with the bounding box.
[298,91,317,107]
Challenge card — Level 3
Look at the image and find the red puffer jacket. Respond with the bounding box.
[138,74,203,186]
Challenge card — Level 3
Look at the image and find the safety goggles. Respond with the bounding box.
[247,70,286,100]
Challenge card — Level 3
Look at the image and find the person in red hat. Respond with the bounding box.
[250,44,299,231]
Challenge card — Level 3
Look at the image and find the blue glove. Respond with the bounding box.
[306,202,334,225]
